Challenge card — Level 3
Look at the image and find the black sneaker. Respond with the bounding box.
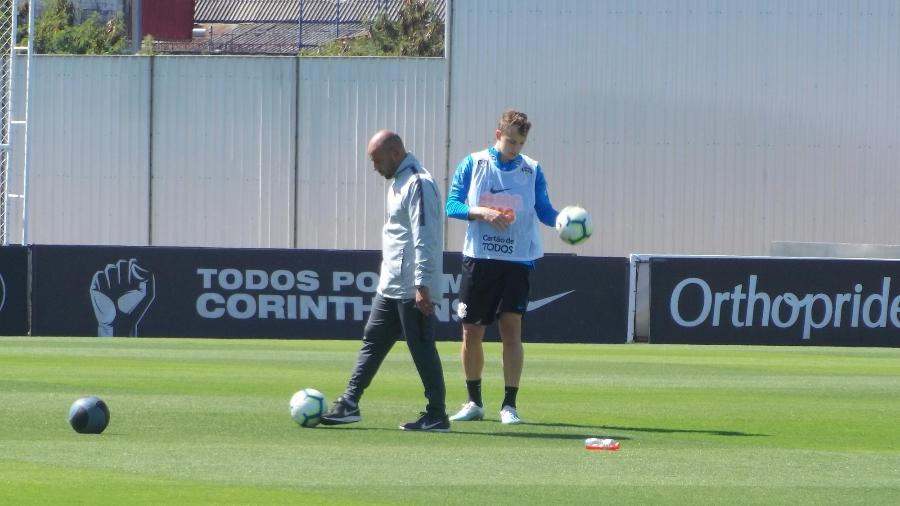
[399,412,451,432]
[319,396,361,425]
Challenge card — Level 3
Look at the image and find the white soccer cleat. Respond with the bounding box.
[500,405,522,425]
[449,401,485,421]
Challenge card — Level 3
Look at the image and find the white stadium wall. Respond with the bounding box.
[447,0,900,257]
[18,56,152,246]
[150,56,297,248]
[7,0,900,255]
[296,58,447,250]
[11,55,446,249]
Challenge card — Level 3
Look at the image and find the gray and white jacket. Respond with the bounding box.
[377,153,444,302]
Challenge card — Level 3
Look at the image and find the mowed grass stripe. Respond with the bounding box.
[1,337,898,505]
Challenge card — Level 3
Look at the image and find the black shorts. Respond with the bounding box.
[457,257,531,325]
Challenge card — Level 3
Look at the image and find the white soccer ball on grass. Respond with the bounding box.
[289,388,328,428]
[555,206,593,245]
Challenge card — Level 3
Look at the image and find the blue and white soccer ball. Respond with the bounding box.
[555,206,593,245]
[289,388,328,428]
[68,396,110,434]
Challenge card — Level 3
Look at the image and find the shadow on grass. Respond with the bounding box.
[524,421,771,437]
[317,421,769,440]
[451,430,633,441]
[318,425,625,441]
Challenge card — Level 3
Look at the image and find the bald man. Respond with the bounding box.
[320,130,450,432]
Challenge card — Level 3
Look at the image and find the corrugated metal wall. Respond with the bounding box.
[25,56,151,245]
[12,55,445,250]
[296,57,446,249]
[195,0,447,22]
[151,56,296,247]
[448,0,900,256]
[10,0,900,255]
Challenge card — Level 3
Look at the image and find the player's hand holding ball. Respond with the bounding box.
[555,206,592,245]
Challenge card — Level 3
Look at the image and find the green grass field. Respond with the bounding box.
[1,337,898,505]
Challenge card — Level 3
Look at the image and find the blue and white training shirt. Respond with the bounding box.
[446,147,558,264]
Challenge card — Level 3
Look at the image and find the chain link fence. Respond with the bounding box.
[0,0,15,245]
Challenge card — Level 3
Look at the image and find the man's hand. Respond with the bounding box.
[90,259,156,337]
[470,206,514,230]
[415,286,434,316]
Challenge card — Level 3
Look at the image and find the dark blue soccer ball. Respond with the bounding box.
[68,396,110,434]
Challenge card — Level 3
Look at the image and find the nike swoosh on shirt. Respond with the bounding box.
[526,290,575,311]
[489,187,512,194]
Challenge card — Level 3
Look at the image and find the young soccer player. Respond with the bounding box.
[445,110,559,424]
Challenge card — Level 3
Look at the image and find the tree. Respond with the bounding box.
[304,0,444,57]
[33,0,126,54]
[0,1,30,44]
[139,35,155,56]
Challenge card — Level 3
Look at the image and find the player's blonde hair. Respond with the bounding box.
[497,110,532,136]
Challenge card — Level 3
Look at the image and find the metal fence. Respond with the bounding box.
[5,0,900,257]
[0,0,18,244]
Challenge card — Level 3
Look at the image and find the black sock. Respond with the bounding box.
[466,379,483,407]
[502,386,518,409]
